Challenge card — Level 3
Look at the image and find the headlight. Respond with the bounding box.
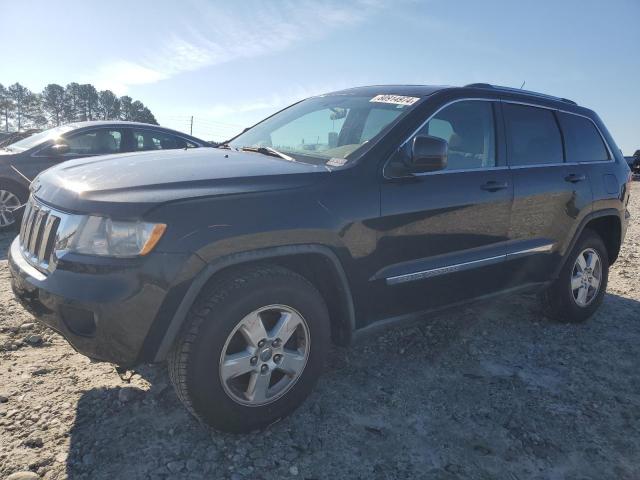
[61,216,166,257]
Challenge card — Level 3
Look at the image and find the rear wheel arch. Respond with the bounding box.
[583,215,621,264]
[153,244,356,361]
[555,209,622,278]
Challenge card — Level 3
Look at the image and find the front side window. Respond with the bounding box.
[65,129,122,155]
[417,100,496,170]
[503,104,563,166]
[557,112,609,163]
[229,94,418,165]
[132,130,194,151]
[386,100,497,175]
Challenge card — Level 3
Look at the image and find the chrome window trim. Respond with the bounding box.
[509,162,578,170]
[398,97,498,149]
[384,98,500,179]
[384,97,615,179]
[501,100,615,163]
[410,166,509,177]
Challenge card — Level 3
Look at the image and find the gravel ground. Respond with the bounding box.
[1,183,639,480]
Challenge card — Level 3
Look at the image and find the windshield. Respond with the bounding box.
[228,94,421,165]
[6,125,75,152]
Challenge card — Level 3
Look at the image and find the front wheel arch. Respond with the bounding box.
[153,244,356,362]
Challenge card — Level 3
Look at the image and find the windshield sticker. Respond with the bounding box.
[370,94,420,106]
[326,157,348,167]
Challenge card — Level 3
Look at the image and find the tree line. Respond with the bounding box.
[0,82,158,132]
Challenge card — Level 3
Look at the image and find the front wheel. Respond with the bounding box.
[168,265,330,432]
[0,184,27,231]
[541,229,609,323]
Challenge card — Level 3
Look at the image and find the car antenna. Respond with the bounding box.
[520,81,526,89]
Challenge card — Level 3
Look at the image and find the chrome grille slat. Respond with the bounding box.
[19,197,63,274]
[38,215,58,261]
[28,208,47,254]
[23,205,39,249]
[19,201,32,240]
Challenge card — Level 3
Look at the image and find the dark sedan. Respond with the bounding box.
[0,121,211,229]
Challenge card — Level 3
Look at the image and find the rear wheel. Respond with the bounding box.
[168,265,330,432]
[0,184,27,231]
[541,229,609,323]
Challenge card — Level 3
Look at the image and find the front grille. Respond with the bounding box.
[19,198,61,272]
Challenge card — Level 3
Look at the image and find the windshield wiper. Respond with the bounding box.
[240,146,295,162]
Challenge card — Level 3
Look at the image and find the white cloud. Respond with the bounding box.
[89,0,388,93]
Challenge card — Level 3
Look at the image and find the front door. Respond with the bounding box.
[13,128,125,182]
[370,99,514,321]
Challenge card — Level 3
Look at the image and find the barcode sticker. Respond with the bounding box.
[326,157,348,167]
[370,94,420,106]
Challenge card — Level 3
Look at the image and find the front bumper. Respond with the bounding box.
[8,237,198,366]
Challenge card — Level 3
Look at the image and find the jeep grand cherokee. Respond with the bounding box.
[9,84,631,432]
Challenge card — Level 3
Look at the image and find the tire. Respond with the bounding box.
[0,182,28,231]
[168,264,330,432]
[541,228,609,323]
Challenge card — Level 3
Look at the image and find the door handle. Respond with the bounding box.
[480,181,508,192]
[564,173,586,183]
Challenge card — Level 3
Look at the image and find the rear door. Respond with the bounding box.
[371,99,514,321]
[502,102,592,285]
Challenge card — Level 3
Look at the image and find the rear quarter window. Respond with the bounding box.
[557,112,609,162]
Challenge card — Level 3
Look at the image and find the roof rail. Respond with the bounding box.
[464,83,577,106]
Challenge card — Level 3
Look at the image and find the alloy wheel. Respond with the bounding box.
[219,304,310,406]
[571,248,602,307]
[0,189,22,228]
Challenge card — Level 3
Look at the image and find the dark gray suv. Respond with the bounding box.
[0,121,210,229]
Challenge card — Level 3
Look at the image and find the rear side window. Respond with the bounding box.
[503,104,563,166]
[558,113,609,162]
[131,130,195,151]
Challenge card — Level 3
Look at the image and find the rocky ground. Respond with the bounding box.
[1,184,639,480]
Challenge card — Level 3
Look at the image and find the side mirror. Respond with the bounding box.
[408,135,448,173]
[50,143,70,155]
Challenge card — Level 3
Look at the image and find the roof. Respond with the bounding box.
[328,83,578,107]
[62,120,205,141]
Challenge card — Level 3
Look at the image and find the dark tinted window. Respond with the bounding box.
[558,112,609,162]
[503,104,563,166]
[132,130,195,151]
[65,129,122,155]
[417,100,496,170]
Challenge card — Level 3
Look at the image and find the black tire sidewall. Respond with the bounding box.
[186,272,330,432]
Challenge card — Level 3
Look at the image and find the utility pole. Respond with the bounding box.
[190,116,193,135]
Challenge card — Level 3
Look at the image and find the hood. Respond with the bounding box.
[32,148,329,217]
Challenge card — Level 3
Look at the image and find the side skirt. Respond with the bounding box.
[351,281,549,343]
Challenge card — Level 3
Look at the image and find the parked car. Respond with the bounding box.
[0,129,42,148]
[626,150,640,173]
[0,121,211,229]
[9,84,631,432]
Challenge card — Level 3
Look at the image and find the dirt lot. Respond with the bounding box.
[1,184,639,480]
